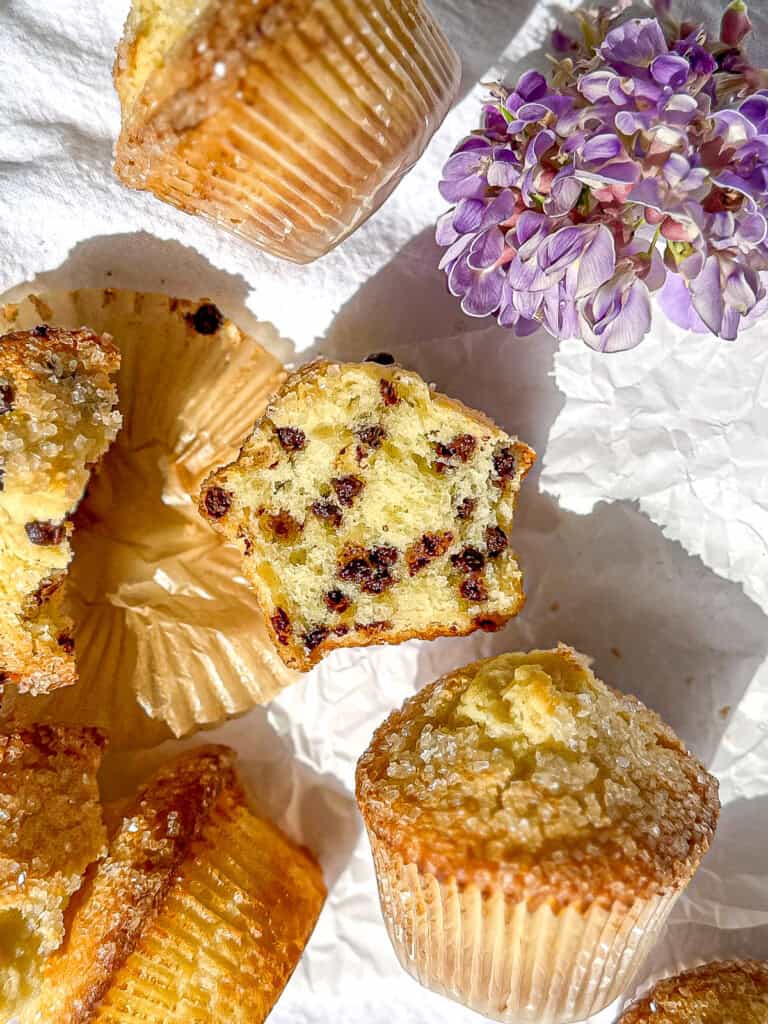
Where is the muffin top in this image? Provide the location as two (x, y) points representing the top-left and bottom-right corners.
(356, 645), (719, 907)
(619, 960), (768, 1023)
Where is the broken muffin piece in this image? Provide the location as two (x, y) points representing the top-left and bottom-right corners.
(0, 724), (107, 1020)
(0, 326), (121, 694)
(199, 360), (535, 670)
(21, 745), (326, 1024)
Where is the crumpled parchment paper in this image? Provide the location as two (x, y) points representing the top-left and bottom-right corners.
(1, 0), (767, 1021)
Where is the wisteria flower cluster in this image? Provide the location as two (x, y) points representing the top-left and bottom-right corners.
(436, 1), (768, 351)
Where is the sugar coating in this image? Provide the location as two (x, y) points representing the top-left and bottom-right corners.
(200, 360), (534, 670)
(619, 960), (768, 1023)
(0, 725), (106, 1017)
(356, 645), (719, 905)
(0, 326), (121, 694)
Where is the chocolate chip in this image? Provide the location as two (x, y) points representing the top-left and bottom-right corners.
(311, 500), (343, 528)
(276, 426), (306, 452)
(485, 526), (508, 557)
(57, 634), (75, 653)
(475, 615), (505, 632)
(456, 497), (476, 520)
(303, 626), (329, 652)
(379, 378), (399, 406)
(406, 531), (453, 575)
(0, 383), (14, 416)
(325, 589), (350, 613)
(365, 352), (395, 365)
(355, 619), (392, 634)
(0, 467), (4, 492)
(188, 303), (224, 335)
(25, 520), (65, 546)
(370, 546), (398, 568)
(451, 547), (485, 573)
(265, 510), (302, 541)
(237, 527), (253, 556)
(493, 446), (517, 481)
(32, 324), (50, 338)
(356, 425), (386, 450)
(332, 475), (364, 507)
(435, 434), (477, 463)
(333, 624), (350, 637)
(460, 577), (488, 602)
(338, 545), (398, 594)
(204, 486), (232, 519)
(271, 608), (292, 645)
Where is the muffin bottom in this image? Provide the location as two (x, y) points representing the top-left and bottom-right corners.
(372, 844), (680, 1024)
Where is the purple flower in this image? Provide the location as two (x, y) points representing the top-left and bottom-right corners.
(435, 2), (768, 351)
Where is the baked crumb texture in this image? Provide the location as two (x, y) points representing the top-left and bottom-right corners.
(113, 0), (460, 262)
(356, 645), (720, 1024)
(0, 724), (107, 1020)
(200, 360), (535, 671)
(21, 745), (326, 1024)
(619, 960), (768, 1023)
(0, 326), (121, 695)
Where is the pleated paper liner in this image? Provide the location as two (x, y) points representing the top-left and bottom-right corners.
(0, 289), (295, 748)
(371, 844), (681, 1024)
(115, 0), (461, 262)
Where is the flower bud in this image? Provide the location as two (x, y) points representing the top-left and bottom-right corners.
(721, 1), (752, 46)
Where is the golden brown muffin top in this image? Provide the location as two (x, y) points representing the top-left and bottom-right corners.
(0, 724), (107, 903)
(619, 960), (768, 1023)
(356, 645), (719, 908)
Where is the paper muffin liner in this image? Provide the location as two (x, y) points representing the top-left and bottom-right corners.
(0, 288), (295, 748)
(116, 0), (460, 263)
(369, 841), (682, 1024)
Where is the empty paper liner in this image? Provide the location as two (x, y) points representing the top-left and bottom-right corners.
(0, 289), (295, 747)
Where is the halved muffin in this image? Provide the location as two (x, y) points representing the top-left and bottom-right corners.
(113, 0), (460, 262)
(0, 326), (121, 694)
(199, 359), (535, 671)
(21, 745), (326, 1023)
(619, 960), (768, 1022)
(0, 724), (107, 1019)
(356, 645), (720, 1024)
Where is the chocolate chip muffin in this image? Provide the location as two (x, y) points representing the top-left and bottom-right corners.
(356, 645), (720, 1024)
(619, 960), (768, 1023)
(0, 326), (121, 695)
(0, 724), (107, 1020)
(20, 745), (326, 1024)
(113, 0), (460, 262)
(199, 359), (535, 671)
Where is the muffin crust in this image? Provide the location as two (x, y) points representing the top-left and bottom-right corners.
(356, 645), (720, 909)
(619, 960), (768, 1023)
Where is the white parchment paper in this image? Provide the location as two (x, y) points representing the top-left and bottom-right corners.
(1, 0), (767, 1021)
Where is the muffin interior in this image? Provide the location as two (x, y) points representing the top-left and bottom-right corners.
(201, 361), (533, 668)
(357, 646), (719, 898)
(0, 327), (121, 693)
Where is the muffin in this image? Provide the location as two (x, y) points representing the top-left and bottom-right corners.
(0, 325), (121, 695)
(619, 960), (768, 1022)
(22, 745), (326, 1023)
(199, 359), (535, 671)
(356, 645), (720, 1024)
(0, 289), (294, 747)
(113, 0), (461, 263)
(0, 724), (106, 1019)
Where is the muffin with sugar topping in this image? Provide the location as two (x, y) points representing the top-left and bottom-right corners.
(0, 325), (121, 695)
(356, 645), (720, 1024)
(0, 724), (106, 1020)
(618, 960), (768, 1023)
(199, 359), (535, 671)
(21, 745), (326, 1024)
